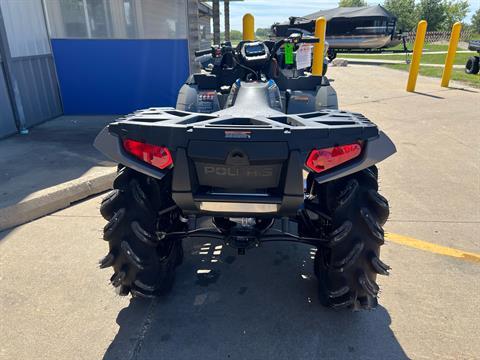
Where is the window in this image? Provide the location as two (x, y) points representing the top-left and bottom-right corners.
(123, 0), (136, 38)
(56, 0), (87, 37)
(44, 0), (187, 39)
(86, 0), (110, 37)
(0, 0), (50, 57)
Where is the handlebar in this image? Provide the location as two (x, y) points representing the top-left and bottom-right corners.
(195, 48), (212, 57)
(196, 34), (320, 59)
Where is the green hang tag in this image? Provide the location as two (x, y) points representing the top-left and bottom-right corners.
(284, 43), (294, 65)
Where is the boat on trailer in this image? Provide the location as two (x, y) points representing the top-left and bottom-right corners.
(271, 5), (405, 59)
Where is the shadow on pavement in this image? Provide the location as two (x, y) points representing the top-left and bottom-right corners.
(0, 228), (13, 243)
(447, 86), (478, 93)
(104, 240), (408, 360)
(0, 115), (116, 208)
(412, 91), (444, 99)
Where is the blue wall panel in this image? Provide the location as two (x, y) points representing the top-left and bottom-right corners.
(51, 39), (189, 115)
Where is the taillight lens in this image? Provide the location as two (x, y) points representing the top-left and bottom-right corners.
(305, 143), (362, 173)
(123, 139), (173, 170)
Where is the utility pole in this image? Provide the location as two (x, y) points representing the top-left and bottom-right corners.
(224, 0), (230, 42)
(212, 0), (220, 44)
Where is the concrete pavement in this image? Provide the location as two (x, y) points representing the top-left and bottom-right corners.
(1, 66), (479, 359)
(1, 196), (478, 360)
(343, 51), (474, 56)
(343, 58), (464, 68)
(0, 116), (117, 230)
(328, 65), (479, 253)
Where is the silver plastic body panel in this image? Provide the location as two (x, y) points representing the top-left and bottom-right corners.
(317, 84), (339, 110)
(176, 79), (339, 115)
(176, 83), (200, 112)
(286, 85), (338, 114)
(313, 131), (396, 184)
(216, 82), (284, 117)
(176, 83), (222, 113)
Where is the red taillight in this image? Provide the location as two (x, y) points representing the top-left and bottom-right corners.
(305, 143), (362, 173)
(123, 139), (173, 170)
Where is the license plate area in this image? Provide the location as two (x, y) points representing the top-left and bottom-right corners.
(188, 140), (289, 192)
(195, 163), (283, 190)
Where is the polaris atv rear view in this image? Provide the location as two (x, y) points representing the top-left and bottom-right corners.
(94, 31), (396, 311)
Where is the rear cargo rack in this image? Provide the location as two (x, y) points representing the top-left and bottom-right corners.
(107, 107), (380, 162)
(112, 107), (377, 129)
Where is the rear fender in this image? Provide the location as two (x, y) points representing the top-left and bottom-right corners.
(286, 84), (338, 114)
(312, 131), (396, 185)
(315, 84), (338, 110)
(94, 127), (168, 180)
(176, 83), (221, 113)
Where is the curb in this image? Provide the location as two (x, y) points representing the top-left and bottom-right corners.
(0, 168), (116, 231)
(344, 58), (464, 68)
(345, 58), (406, 65)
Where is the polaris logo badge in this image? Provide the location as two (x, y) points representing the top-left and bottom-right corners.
(225, 130), (251, 139)
(204, 166), (273, 177)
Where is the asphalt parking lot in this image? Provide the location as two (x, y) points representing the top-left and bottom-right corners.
(1, 66), (479, 360)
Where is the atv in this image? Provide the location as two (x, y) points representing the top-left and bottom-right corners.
(94, 33), (396, 310)
(465, 40), (480, 75)
(179, 35), (336, 114)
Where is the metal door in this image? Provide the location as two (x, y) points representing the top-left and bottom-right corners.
(0, 41), (16, 138)
(0, 0), (62, 133)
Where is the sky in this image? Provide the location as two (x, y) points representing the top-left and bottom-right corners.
(219, 0), (480, 30)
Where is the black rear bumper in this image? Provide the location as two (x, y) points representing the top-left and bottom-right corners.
(171, 147), (304, 216)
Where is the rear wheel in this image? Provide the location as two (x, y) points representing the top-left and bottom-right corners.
(300, 166), (390, 310)
(465, 56), (479, 74)
(327, 49), (337, 62)
(99, 167), (186, 298)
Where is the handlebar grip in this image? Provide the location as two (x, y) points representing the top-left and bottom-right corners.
(195, 48), (212, 57)
(301, 38), (320, 44)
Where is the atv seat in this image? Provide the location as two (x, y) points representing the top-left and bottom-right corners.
(192, 73), (218, 90)
(274, 73), (323, 91)
(190, 67), (241, 91)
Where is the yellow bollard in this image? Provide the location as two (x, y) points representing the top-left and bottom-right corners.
(441, 22), (462, 87)
(243, 13), (255, 41)
(312, 17), (327, 76)
(406, 20), (427, 92)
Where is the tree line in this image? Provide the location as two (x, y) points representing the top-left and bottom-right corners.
(338, 0), (479, 32)
(239, 0), (480, 38)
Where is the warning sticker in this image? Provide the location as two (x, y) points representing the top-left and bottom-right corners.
(296, 44), (312, 70)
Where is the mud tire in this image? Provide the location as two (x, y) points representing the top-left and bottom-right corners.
(302, 166), (390, 310)
(465, 56), (479, 75)
(99, 167), (185, 298)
